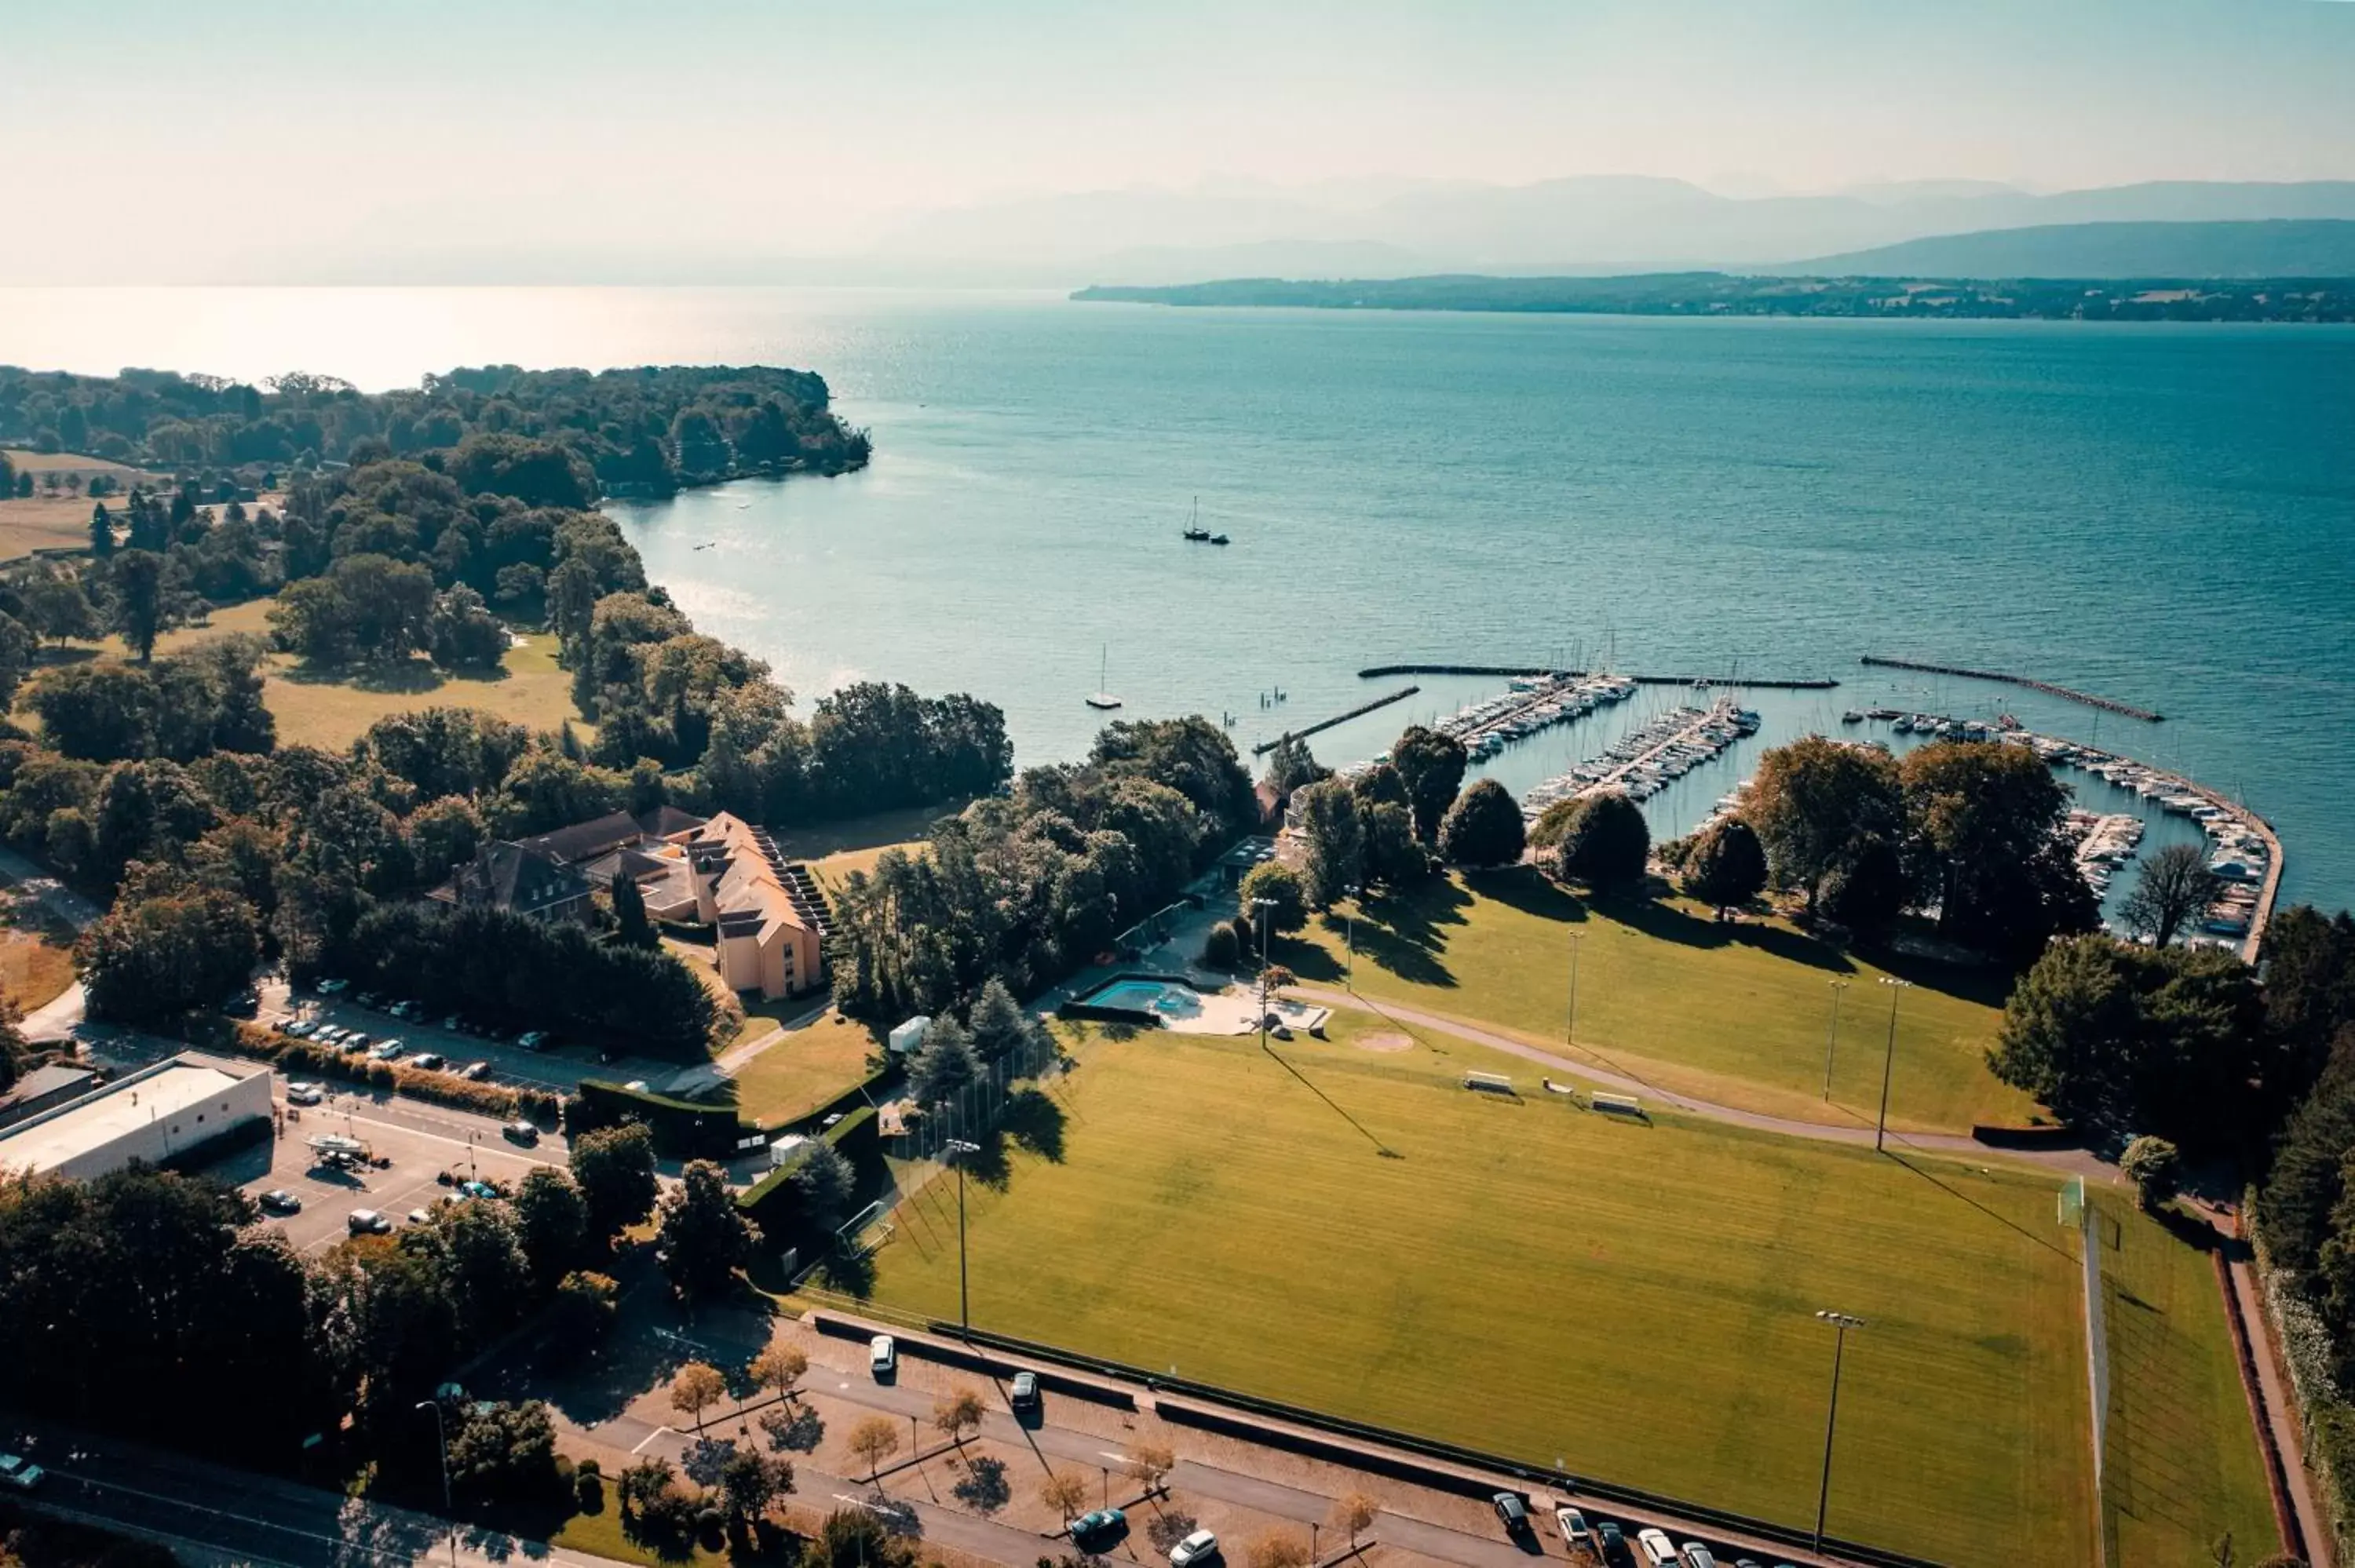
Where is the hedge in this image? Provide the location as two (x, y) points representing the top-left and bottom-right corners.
(219, 1023), (560, 1121)
(737, 1104), (885, 1251)
(566, 1078), (749, 1159)
(769, 1065), (900, 1136)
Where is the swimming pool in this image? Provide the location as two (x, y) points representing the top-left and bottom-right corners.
(1083, 979), (1203, 1018)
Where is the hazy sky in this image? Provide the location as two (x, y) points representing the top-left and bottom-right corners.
(6, 0), (2353, 281)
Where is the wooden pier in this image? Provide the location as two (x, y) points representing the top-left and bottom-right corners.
(1860, 655), (2163, 722)
(1357, 663), (1837, 690)
(1251, 684), (1420, 757)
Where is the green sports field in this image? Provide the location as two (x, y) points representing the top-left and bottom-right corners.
(863, 1021), (2270, 1568)
(1279, 868), (2039, 1135)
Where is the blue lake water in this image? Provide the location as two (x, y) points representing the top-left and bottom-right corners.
(5, 287), (2350, 906)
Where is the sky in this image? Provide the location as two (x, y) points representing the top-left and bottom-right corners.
(5, 0), (2353, 282)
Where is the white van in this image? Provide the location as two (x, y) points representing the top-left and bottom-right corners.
(1636, 1529), (1678, 1567)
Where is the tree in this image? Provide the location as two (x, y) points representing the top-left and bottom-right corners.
(1294, 779), (1364, 907)
(1200, 921), (1240, 969)
(1988, 935), (2268, 1149)
(1328, 1491), (1380, 1550)
(1248, 1532), (1311, 1568)
(79, 884), (260, 1023)
(618, 1456), (677, 1516)
(820, 1508), (907, 1568)
(1820, 837), (1911, 939)
(426, 583), (507, 670)
(1123, 1440), (1174, 1494)
(910, 1016), (983, 1107)
(20, 567), (100, 647)
(1746, 738), (1902, 906)
(512, 1166), (589, 1285)
(748, 1342), (809, 1404)
(1038, 1468), (1090, 1522)
(610, 871), (658, 949)
(932, 1387), (986, 1447)
(1237, 860), (1306, 938)
(848, 1414), (902, 1480)
(444, 1399), (560, 1505)
(1543, 791), (1651, 892)
(1389, 727), (1467, 844)
(89, 500), (115, 556)
(966, 977), (1038, 1066)
(571, 1121), (659, 1241)
(105, 549), (172, 662)
(2120, 1136), (2183, 1211)
(670, 1362), (729, 1430)
(1436, 778), (1525, 868)
(790, 1142), (858, 1231)
(2122, 842), (2224, 949)
(1901, 741), (2094, 961)
(546, 1269), (619, 1357)
(656, 1160), (761, 1300)
(1360, 798), (1425, 886)
(719, 1446), (794, 1525)
(1265, 734), (1325, 798)
(1679, 817), (1768, 909)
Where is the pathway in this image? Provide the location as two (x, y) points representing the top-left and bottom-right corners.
(1291, 984), (2112, 1178)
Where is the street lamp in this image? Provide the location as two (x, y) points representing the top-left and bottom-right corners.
(1252, 895), (1278, 1053)
(1564, 930), (1584, 1047)
(1812, 1311), (1865, 1554)
(1875, 977), (1911, 1152)
(1820, 978), (1850, 1100)
(414, 1398), (458, 1568)
(1342, 886), (1361, 986)
(945, 1137), (981, 1338)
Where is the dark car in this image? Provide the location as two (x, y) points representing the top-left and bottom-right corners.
(1492, 1493), (1530, 1534)
(1010, 1370), (1040, 1413)
(1070, 1509), (1126, 1548)
(1594, 1522), (1627, 1566)
(223, 989), (260, 1017)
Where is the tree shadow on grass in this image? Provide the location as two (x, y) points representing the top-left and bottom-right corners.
(1462, 865), (1588, 924)
(1000, 1086), (1067, 1163)
(1305, 876), (1474, 990)
(1605, 891), (1862, 975)
(279, 655), (515, 692)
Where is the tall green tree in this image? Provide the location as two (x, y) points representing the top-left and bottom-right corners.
(571, 1121), (659, 1242)
(1679, 817), (1768, 908)
(1745, 737), (1902, 906)
(2120, 842), (2223, 948)
(1389, 727), (1467, 844)
(610, 871), (658, 949)
(1541, 791), (1650, 892)
(655, 1160), (761, 1300)
(1901, 741), (2094, 960)
(1436, 778), (1525, 868)
(105, 548), (173, 662)
(1295, 779), (1366, 906)
(1238, 859), (1307, 937)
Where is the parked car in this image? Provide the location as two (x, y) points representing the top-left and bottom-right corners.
(517, 1030), (550, 1051)
(281, 1018), (316, 1037)
(340, 1034), (371, 1052)
(1594, 1522), (1626, 1566)
(407, 1208), (434, 1226)
(315, 977), (349, 995)
(458, 1180), (499, 1201)
(1637, 1529), (1678, 1567)
(389, 1001), (419, 1020)
(284, 1081), (324, 1106)
(1070, 1509), (1126, 1548)
(1492, 1493), (1530, 1534)
(460, 1060), (491, 1081)
(869, 1334), (896, 1377)
(502, 1120), (540, 1145)
(0, 1454), (42, 1491)
(257, 1189), (303, 1214)
(1168, 1529), (1218, 1566)
(1554, 1506), (1591, 1550)
(311, 1025), (344, 1044)
(444, 1014), (466, 1032)
(369, 1039), (405, 1061)
(355, 991), (380, 1009)
(223, 990), (260, 1016)
(407, 1052), (445, 1071)
(347, 1209), (392, 1235)
(1010, 1369), (1040, 1412)
(1679, 1545), (1717, 1568)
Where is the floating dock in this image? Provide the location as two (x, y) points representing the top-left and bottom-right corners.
(1860, 655), (2163, 722)
(1359, 663), (1838, 690)
(1251, 684), (1419, 756)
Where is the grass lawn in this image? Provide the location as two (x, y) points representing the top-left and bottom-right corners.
(864, 1021), (2111, 1568)
(2094, 1192), (2283, 1563)
(761, 800), (965, 866)
(727, 1007), (883, 1125)
(0, 881), (77, 1012)
(53, 595), (585, 750)
(1275, 867), (2037, 1136)
(0, 494), (108, 560)
(550, 1502), (732, 1568)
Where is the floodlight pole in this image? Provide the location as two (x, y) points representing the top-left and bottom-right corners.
(1821, 978), (1849, 1100)
(1813, 1311), (1864, 1553)
(946, 1138), (980, 1337)
(1564, 931), (1583, 1047)
(415, 1398), (458, 1568)
(1342, 885), (1360, 988)
(1253, 895), (1277, 1054)
(1875, 978), (1911, 1152)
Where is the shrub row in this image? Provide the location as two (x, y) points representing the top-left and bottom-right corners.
(224, 1023), (560, 1121)
(564, 1078), (747, 1159)
(738, 1103), (884, 1248)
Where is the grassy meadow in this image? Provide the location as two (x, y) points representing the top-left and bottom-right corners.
(726, 1007), (884, 1125)
(1276, 867), (2037, 1135)
(866, 1020), (2106, 1566)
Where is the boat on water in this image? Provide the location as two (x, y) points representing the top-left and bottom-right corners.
(1181, 498), (1212, 542)
(1208, 532), (1229, 545)
(1840, 709), (1864, 724)
(1085, 645), (1123, 710)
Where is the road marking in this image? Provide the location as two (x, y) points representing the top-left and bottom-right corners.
(630, 1424), (677, 1455)
(51, 1471), (399, 1559)
(1099, 1450), (1131, 1464)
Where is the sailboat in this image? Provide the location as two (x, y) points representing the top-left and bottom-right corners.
(1085, 644), (1123, 710)
(1181, 496), (1210, 542)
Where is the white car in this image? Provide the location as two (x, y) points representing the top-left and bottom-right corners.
(869, 1334), (896, 1377)
(1680, 1546), (1718, 1568)
(0, 1453), (41, 1491)
(285, 1081), (324, 1106)
(1637, 1528), (1678, 1567)
(1554, 1506), (1590, 1549)
(1169, 1529), (1218, 1566)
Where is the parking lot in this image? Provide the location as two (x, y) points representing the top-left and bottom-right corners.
(197, 1074), (566, 1253)
(259, 978), (700, 1098)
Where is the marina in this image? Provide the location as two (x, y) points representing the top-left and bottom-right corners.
(1860, 655), (2164, 723)
(1249, 684), (1421, 757)
(1519, 698), (1761, 820)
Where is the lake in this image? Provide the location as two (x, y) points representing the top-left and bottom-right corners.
(5, 286), (2351, 907)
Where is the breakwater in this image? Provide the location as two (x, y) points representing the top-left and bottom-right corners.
(1358, 663), (1837, 690)
(1250, 684), (1420, 757)
(1860, 655), (2163, 722)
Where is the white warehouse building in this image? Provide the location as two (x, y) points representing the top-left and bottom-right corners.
(0, 1053), (275, 1180)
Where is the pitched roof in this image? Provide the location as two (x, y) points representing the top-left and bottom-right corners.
(517, 805), (708, 867)
(446, 841), (591, 917)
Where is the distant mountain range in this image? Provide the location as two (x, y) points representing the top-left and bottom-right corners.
(1774, 219), (2355, 279)
(881, 177), (2355, 284)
